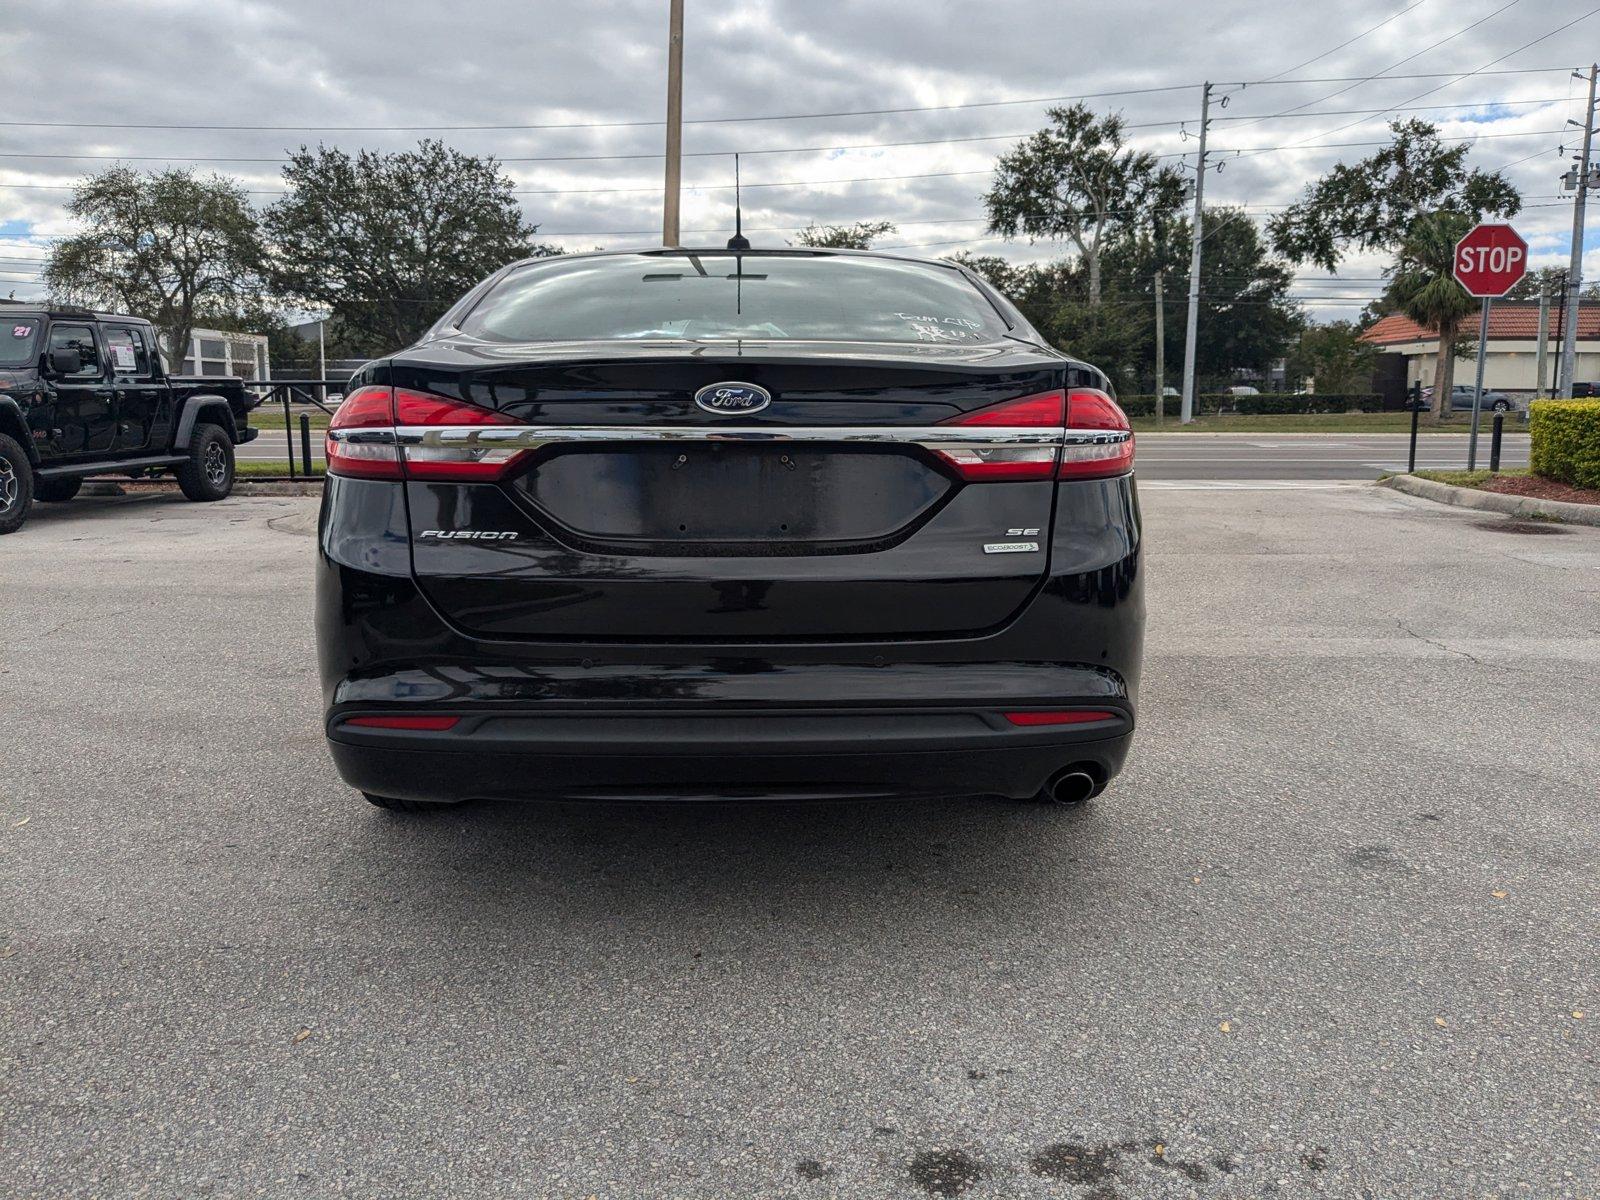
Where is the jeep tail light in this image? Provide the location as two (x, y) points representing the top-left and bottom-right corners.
(1059, 388), (1135, 480)
(935, 390), (1064, 481)
(325, 386), (526, 481)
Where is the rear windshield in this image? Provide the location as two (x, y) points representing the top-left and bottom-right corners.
(456, 253), (1012, 345)
(2, 318), (39, 367)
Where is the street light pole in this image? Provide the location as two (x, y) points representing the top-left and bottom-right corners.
(661, 0), (685, 247)
(1179, 82), (1212, 425)
(1154, 270), (1165, 425)
(1558, 62), (1597, 399)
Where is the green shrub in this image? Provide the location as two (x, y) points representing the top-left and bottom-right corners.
(1226, 393), (1383, 414)
(1117, 393), (1382, 416)
(1529, 400), (1600, 490)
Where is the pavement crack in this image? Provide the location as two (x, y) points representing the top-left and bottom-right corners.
(1396, 621), (1482, 665)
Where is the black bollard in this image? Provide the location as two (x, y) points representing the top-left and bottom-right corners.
(1408, 400), (1421, 473)
(300, 412), (315, 480)
(1489, 411), (1503, 473)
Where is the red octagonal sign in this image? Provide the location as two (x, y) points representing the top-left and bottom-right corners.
(1453, 223), (1528, 298)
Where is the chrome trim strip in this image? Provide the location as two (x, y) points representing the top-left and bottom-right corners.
(324, 424), (1131, 449)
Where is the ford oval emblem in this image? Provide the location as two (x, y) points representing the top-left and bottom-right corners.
(694, 382), (771, 415)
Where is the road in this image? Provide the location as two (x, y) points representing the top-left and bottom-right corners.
(3, 488), (1595, 1199)
(239, 429), (1533, 483)
(1134, 433), (1530, 483)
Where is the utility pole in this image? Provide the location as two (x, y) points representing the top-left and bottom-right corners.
(1535, 275), (1550, 399)
(1558, 62), (1597, 398)
(1154, 271), (1165, 424)
(1551, 270), (1569, 395)
(661, 0), (685, 247)
(1179, 82), (1213, 425)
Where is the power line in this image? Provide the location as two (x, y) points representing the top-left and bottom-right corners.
(1237, 5), (1600, 158)
(1224, 0), (1524, 133)
(1, 95), (1573, 169)
(1254, 0), (1429, 83)
(1211, 95), (1569, 124)
(0, 125), (1571, 200)
(0, 84), (1208, 134)
(0, 67), (1578, 134)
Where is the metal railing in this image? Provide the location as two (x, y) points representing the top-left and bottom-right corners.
(242, 379), (343, 479)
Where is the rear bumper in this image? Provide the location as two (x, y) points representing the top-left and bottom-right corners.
(315, 473), (1145, 804)
(326, 708), (1133, 802)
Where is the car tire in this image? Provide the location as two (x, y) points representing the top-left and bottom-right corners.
(0, 432), (34, 535)
(175, 423), (235, 502)
(34, 477), (82, 503)
(362, 791), (463, 813)
(1491, 399), (1510, 412)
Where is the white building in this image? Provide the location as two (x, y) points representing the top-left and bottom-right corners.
(171, 328), (271, 380)
(1361, 302), (1599, 395)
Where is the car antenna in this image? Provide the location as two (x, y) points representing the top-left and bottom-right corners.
(726, 153), (751, 251)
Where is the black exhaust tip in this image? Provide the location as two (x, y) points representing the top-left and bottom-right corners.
(1045, 768), (1098, 806)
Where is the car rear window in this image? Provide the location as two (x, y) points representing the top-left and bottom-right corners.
(456, 253), (1012, 345)
(2, 317), (38, 367)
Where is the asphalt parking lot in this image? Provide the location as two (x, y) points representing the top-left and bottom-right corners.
(3, 486), (1596, 1199)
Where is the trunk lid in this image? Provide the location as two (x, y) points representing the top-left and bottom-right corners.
(398, 339), (1065, 641)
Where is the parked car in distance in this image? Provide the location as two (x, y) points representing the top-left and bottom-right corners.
(0, 306), (259, 534)
(1227, 385), (1260, 396)
(316, 247), (1144, 813)
(1568, 382), (1600, 398)
(1422, 384), (1520, 412)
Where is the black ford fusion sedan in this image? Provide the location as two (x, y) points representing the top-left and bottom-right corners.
(316, 248), (1143, 812)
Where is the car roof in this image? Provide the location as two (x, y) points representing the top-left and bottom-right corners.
(499, 245), (963, 271)
(0, 302), (152, 324)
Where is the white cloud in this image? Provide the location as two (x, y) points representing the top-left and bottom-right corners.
(0, 0), (1593, 321)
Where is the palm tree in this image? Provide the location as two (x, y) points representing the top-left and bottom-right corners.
(1387, 212), (1475, 418)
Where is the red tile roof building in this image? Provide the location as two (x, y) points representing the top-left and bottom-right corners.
(1360, 301), (1600, 393)
(1361, 302), (1600, 345)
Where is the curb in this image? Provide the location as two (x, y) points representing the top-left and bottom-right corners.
(86, 480), (324, 497)
(1379, 474), (1600, 527)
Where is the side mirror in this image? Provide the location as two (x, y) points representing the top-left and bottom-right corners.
(49, 348), (82, 375)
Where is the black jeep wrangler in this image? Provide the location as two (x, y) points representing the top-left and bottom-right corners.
(0, 306), (260, 534)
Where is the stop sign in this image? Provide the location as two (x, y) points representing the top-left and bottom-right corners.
(1453, 223), (1528, 297)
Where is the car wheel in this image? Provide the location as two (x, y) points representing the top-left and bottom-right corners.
(1491, 399), (1510, 412)
(362, 791), (464, 813)
(0, 432), (34, 535)
(175, 423), (235, 501)
(34, 477), (82, 503)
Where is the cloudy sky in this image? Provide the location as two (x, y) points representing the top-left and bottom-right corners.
(2, 0), (1596, 321)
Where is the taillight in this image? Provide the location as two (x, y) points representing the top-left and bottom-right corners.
(934, 389), (1064, 481)
(392, 389), (524, 481)
(325, 386), (525, 482)
(325, 385), (401, 479)
(1060, 388), (1134, 480)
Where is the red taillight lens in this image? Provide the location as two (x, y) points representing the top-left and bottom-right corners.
(392, 389), (524, 481)
(325, 386), (526, 482)
(326, 385), (401, 479)
(935, 389), (1064, 480)
(1060, 388), (1134, 480)
(1003, 710), (1118, 726)
(342, 715), (460, 731)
